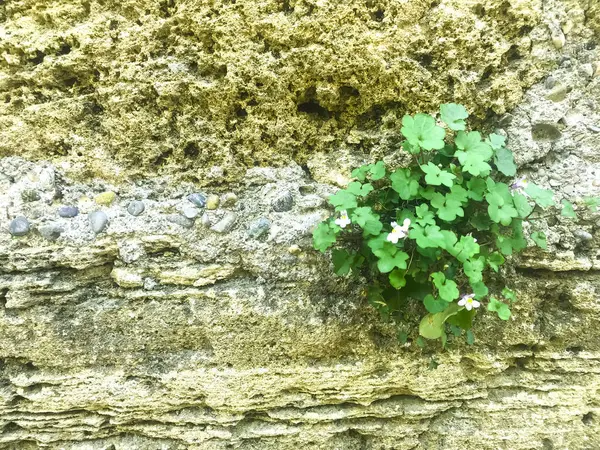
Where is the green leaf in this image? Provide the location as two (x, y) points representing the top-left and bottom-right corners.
(401, 113), (446, 150)
(502, 287), (517, 302)
(390, 168), (420, 200)
(419, 303), (461, 340)
(431, 192), (465, 222)
(351, 164), (370, 181)
(486, 133), (506, 150)
(488, 202), (518, 226)
(373, 245), (409, 273)
(389, 269), (407, 289)
(440, 103), (468, 131)
(466, 330), (475, 345)
(488, 296), (511, 320)
(410, 224), (446, 249)
(402, 141), (421, 155)
(494, 146), (517, 176)
(487, 252), (505, 272)
(446, 308), (476, 330)
(415, 204), (436, 227)
(464, 257), (485, 284)
(525, 183), (555, 209)
(561, 199), (577, 219)
(421, 162), (456, 187)
(313, 222), (337, 252)
(370, 161), (386, 180)
(449, 235), (480, 263)
(583, 197), (600, 212)
(329, 190), (358, 211)
(531, 231), (547, 250)
(455, 131), (493, 176)
(346, 181), (374, 197)
(431, 272), (459, 302)
(471, 281), (488, 299)
(351, 207), (383, 236)
(513, 193), (533, 218)
(332, 249), (352, 276)
(423, 294), (447, 313)
(467, 178), (487, 201)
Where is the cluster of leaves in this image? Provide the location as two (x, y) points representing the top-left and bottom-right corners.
(313, 104), (595, 345)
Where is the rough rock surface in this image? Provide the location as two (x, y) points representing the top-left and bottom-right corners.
(1, 0), (600, 449)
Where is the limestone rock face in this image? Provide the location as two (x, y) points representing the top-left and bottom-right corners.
(1, 0), (600, 449)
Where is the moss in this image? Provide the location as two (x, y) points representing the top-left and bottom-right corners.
(0, 0), (564, 184)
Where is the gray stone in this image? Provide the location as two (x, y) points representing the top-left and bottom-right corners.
(21, 189), (40, 203)
(573, 229), (593, 241)
(544, 76), (556, 89)
(182, 205), (199, 219)
(546, 84), (568, 102)
(187, 193), (206, 208)
(247, 217), (271, 239)
(272, 192), (294, 212)
(201, 213), (211, 227)
(221, 192), (238, 207)
(167, 214), (195, 229)
(127, 200), (146, 216)
(58, 205), (79, 218)
(211, 212), (237, 233)
(89, 211), (109, 234)
(9, 216), (30, 236)
(38, 223), (64, 241)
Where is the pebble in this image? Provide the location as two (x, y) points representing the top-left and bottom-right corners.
(573, 229), (593, 241)
(182, 205), (199, 219)
(89, 211), (109, 233)
(221, 192), (238, 207)
(551, 28), (565, 49)
(272, 192), (294, 212)
(9, 217), (30, 236)
(38, 223), (63, 241)
(587, 124), (600, 133)
(58, 205), (79, 218)
(187, 193), (206, 208)
(206, 195), (220, 210)
(21, 189), (40, 203)
(544, 76), (556, 89)
(167, 214), (195, 229)
(127, 200), (145, 216)
(288, 244), (301, 255)
(201, 213), (211, 227)
(247, 217), (271, 239)
(211, 212), (237, 233)
(579, 63), (594, 78)
(38, 167), (55, 190)
(546, 84), (568, 102)
(95, 191), (116, 206)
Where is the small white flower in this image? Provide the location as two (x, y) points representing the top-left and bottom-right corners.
(335, 210), (351, 228)
(458, 293), (480, 311)
(386, 218), (411, 244)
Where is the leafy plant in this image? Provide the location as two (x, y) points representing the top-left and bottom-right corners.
(313, 104), (596, 346)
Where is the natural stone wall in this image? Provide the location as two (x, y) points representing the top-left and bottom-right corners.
(1, 0), (600, 449)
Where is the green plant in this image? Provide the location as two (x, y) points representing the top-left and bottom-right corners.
(313, 104), (596, 345)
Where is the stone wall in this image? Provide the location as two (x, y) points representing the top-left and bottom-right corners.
(1, 0), (600, 449)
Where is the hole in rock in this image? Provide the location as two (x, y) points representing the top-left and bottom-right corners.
(297, 100), (330, 119)
(372, 9), (384, 21)
(183, 142), (199, 158)
(582, 412), (594, 425)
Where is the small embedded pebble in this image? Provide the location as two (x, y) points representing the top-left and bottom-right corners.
(288, 244), (301, 255)
(89, 211), (109, 234)
(127, 200), (145, 216)
(551, 28), (565, 49)
(272, 192), (294, 212)
(187, 193), (206, 208)
(21, 189), (40, 203)
(206, 195), (220, 210)
(9, 217), (30, 237)
(201, 213), (211, 227)
(167, 214), (195, 229)
(573, 230), (593, 241)
(182, 205), (199, 219)
(544, 76), (556, 89)
(95, 191), (116, 206)
(546, 84), (568, 102)
(58, 205), (79, 218)
(221, 192), (238, 207)
(580, 63), (594, 78)
(247, 217), (271, 239)
(38, 223), (63, 241)
(211, 212), (237, 233)
(587, 124), (600, 133)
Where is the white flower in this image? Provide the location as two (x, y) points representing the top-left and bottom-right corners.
(458, 293), (480, 311)
(335, 210), (351, 228)
(386, 218), (411, 244)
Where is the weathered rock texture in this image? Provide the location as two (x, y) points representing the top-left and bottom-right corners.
(1, 0), (600, 449)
